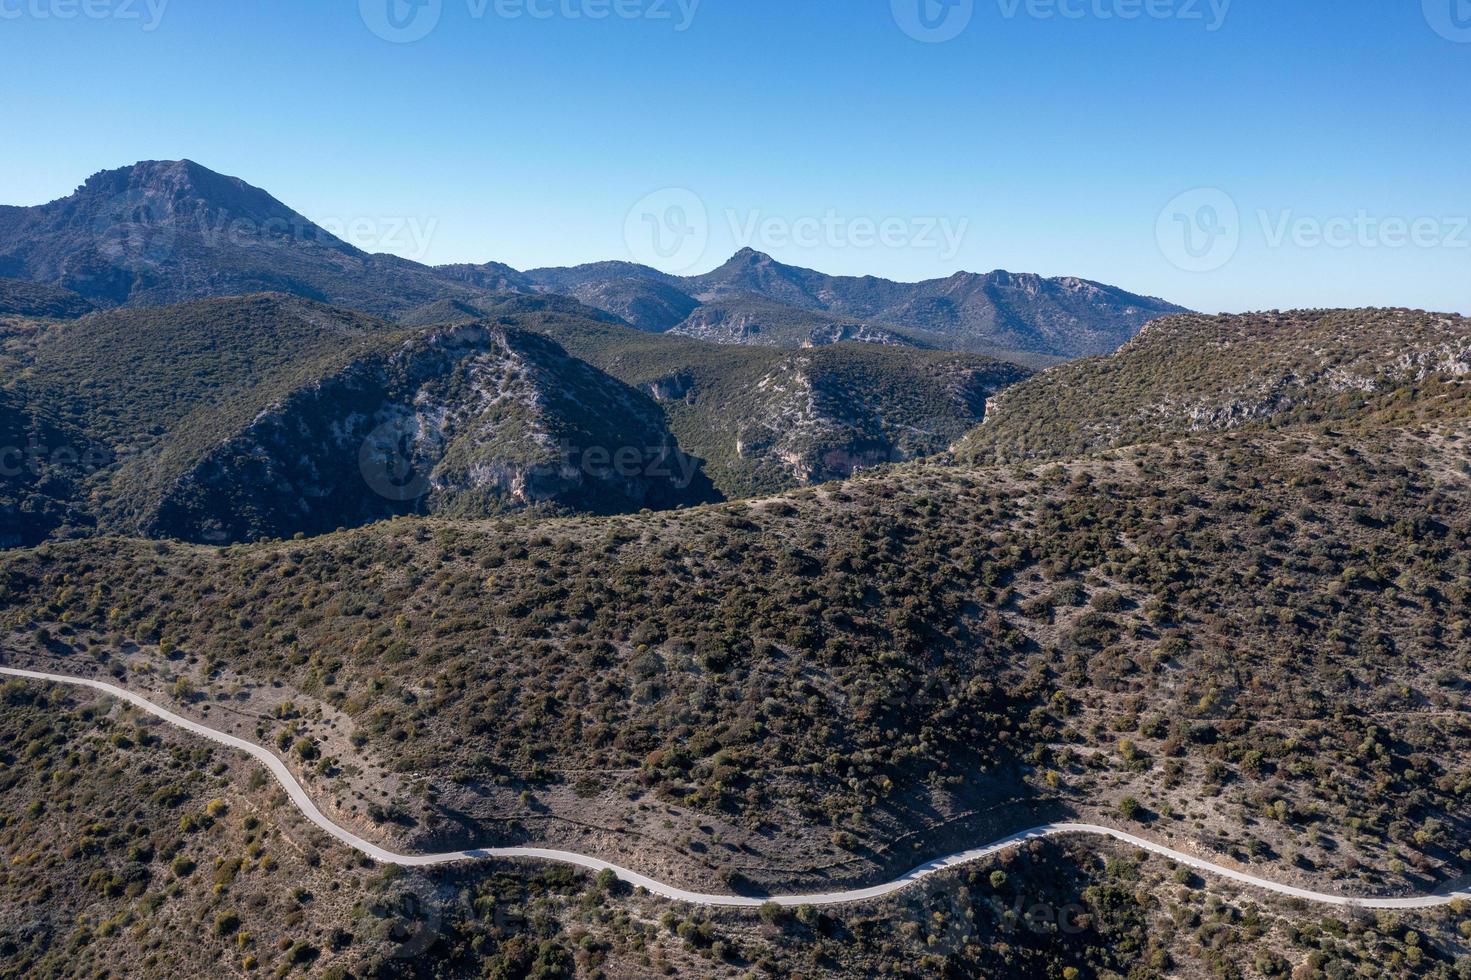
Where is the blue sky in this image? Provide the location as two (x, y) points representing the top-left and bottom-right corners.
(1, 0), (1468, 313)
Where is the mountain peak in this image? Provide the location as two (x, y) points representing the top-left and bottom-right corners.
(79, 159), (229, 197)
(728, 247), (776, 265)
(0, 159), (489, 313)
(52, 159), (322, 253)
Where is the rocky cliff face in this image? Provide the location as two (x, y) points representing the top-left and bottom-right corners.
(732, 348), (1029, 485)
(958, 308), (1471, 463)
(139, 323), (719, 543)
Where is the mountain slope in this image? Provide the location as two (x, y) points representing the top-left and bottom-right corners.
(0, 162), (1185, 359)
(667, 292), (928, 349)
(0, 390), (97, 547)
(532, 249), (1185, 359)
(523, 262), (699, 332)
(473, 302), (1031, 495)
(4, 380), (1467, 903)
(682, 248), (1186, 358)
(9, 293), (399, 458)
(1, 295), (717, 543)
(957, 308), (1471, 463)
(132, 322), (719, 543)
(0, 277), (94, 318)
(0, 161), (501, 316)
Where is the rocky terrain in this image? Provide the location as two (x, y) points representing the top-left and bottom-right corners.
(4, 159), (1468, 980)
(11, 678), (1462, 980)
(3, 308), (1468, 906)
(666, 293), (924, 350)
(958, 308), (1471, 463)
(506, 304), (1031, 495)
(0, 161), (504, 316)
(520, 248), (1184, 361)
(0, 295), (718, 544)
(678, 248), (1187, 358)
(137, 322), (719, 543)
(0, 162), (1183, 362)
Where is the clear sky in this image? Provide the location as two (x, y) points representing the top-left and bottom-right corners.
(1, 0), (1468, 313)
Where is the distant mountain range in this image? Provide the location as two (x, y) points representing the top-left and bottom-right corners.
(0, 160), (1185, 360)
(0, 159), (1191, 544)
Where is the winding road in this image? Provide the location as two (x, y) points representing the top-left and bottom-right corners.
(3, 665), (1466, 911)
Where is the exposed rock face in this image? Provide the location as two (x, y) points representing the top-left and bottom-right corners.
(642, 372), (697, 404)
(959, 308), (1471, 463)
(0, 161), (503, 315)
(141, 324), (719, 543)
(668, 294), (922, 349)
(733, 350), (1029, 484)
(803, 322), (916, 348)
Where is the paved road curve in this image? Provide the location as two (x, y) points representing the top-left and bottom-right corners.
(3, 666), (1467, 911)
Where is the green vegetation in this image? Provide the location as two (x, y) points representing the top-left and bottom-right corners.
(0, 296), (718, 543)
(959, 308), (1471, 463)
(489, 301), (1031, 496)
(0, 277), (93, 319)
(4, 407), (1468, 904)
(2, 307), (1469, 978)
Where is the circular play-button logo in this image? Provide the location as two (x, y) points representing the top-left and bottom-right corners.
(360, 0), (442, 43)
(892, 0), (974, 43)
